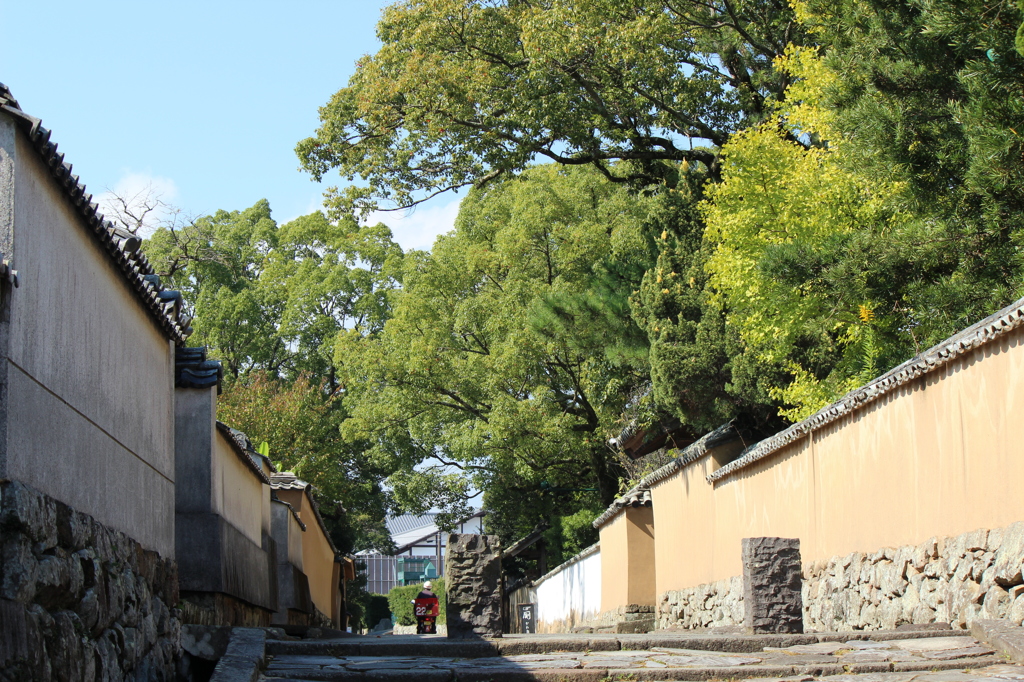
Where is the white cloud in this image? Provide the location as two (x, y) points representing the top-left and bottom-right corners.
(278, 193), (327, 228)
(96, 171), (180, 238)
(365, 196), (462, 252)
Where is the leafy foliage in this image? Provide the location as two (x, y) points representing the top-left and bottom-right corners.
(363, 593), (392, 630)
(143, 202), (403, 383)
(142, 202), (405, 552)
(298, 0), (806, 216)
(335, 165), (657, 538)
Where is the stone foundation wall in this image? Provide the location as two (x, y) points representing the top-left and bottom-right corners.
(657, 522), (1024, 632)
(572, 604), (657, 633)
(804, 522), (1024, 631)
(0, 481), (180, 681)
(657, 576), (743, 630)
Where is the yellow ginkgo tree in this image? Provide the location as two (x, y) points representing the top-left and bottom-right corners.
(702, 47), (909, 420)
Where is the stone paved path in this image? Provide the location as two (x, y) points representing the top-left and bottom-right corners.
(259, 632), (1021, 682)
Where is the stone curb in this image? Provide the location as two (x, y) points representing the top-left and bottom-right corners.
(210, 627), (267, 682)
(891, 655), (1005, 672)
(971, 619), (1024, 664)
(266, 627), (967, 659)
(262, 654), (1008, 682)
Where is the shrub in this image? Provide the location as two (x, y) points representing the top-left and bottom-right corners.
(365, 594), (391, 630)
(387, 578), (446, 626)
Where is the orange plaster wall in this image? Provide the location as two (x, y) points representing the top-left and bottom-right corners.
(599, 507), (656, 611)
(275, 488), (339, 626)
(651, 327), (1024, 597)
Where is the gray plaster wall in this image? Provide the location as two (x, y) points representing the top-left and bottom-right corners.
(177, 511), (275, 612)
(175, 388), (217, 515)
(0, 115), (175, 557)
(270, 500), (311, 623)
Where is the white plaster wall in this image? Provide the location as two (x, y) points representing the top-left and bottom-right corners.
(535, 548), (602, 632)
(212, 430), (264, 547)
(5, 127), (175, 556)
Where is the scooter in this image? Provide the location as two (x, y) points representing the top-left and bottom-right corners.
(413, 597), (439, 634)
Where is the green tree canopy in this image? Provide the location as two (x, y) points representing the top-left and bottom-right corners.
(143, 201), (404, 383)
(142, 201), (405, 551)
(335, 165), (657, 537)
(297, 0), (806, 217)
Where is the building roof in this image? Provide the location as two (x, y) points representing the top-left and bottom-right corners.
(503, 522), (549, 558)
(385, 512), (439, 537)
(270, 472), (340, 557)
(389, 509), (486, 553)
(215, 421), (271, 485)
(0, 84), (192, 344)
(709, 294), (1024, 483)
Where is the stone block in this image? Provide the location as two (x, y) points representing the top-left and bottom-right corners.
(971, 618), (1024, 664)
(742, 537), (803, 634)
(209, 627), (266, 682)
(445, 533), (502, 639)
(993, 522), (1024, 586)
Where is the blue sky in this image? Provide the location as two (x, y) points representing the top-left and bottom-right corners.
(0, 0), (461, 251)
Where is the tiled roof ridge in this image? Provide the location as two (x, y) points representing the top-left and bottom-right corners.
(0, 83), (191, 344)
(592, 486), (653, 529)
(710, 295), (1024, 483)
(641, 421), (739, 489)
(593, 421), (739, 529)
(532, 542), (600, 587)
(214, 421), (270, 485)
(270, 472), (340, 557)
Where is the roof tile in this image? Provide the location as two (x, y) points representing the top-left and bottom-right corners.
(0, 83), (191, 343)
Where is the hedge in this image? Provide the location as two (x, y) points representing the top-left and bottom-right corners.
(387, 578), (446, 626)
(365, 594), (391, 630)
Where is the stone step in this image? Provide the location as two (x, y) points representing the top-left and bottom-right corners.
(261, 655), (1010, 682)
(265, 627), (972, 660)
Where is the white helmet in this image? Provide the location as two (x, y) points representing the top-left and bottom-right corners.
(423, 581), (433, 589)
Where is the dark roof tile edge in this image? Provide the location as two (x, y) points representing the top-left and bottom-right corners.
(708, 296), (1024, 484)
(533, 543), (600, 587)
(639, 421), (739, 490)
(0, 84), (189, 344)
(592, 487), (652, 530)
(593, 421), (739, 529)
(214, 421), (271, 485)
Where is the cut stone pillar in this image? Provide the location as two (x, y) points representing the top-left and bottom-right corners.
(742, 536), (803, 633)
(444, 533), (503, 639)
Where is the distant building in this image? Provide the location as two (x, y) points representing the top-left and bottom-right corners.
(358, 510), (485, 594)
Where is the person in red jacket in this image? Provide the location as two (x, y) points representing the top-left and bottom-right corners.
(413, 581), (439, 634)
